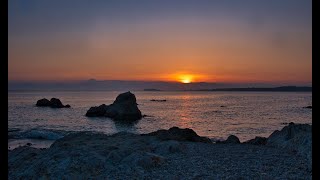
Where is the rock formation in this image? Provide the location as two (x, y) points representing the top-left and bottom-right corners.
(36, 98), (70, 108)
(216, 135), (240, 144)
(144, 127), (212, 143)
(266, 122), (312, 170)
(85, 91), (142, 121)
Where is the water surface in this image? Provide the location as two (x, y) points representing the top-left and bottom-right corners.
(8, 91), (312, 144)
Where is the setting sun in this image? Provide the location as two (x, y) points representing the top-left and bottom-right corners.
(178, 74), (193, 83)
(181, 79), (191, 83)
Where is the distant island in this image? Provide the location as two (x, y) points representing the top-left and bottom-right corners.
(194, 86), (311, 92)
(144, 89), (162, 91)
(8, 80), (311, 92)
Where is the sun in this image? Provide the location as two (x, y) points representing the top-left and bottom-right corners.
(181, 78), (191, 83)
(178, 74), (193, 83)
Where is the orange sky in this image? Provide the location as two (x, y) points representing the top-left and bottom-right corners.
(8, 1), (312, 84)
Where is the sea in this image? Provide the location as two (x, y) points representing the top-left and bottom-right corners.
(8, 90), (312, 149)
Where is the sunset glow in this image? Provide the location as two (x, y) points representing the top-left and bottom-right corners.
(8, 0), (311, 85)
(178, 75), (193, 83)
(181, 79), (191, 84)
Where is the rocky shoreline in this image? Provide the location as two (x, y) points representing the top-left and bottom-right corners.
(8, 123), (311, 179)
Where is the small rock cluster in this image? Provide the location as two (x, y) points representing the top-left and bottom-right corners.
(36, 98), (70, 108)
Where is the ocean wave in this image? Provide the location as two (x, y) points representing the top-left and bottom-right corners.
(9, 128), (70, 140)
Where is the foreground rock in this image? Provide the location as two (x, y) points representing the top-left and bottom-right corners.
(36, 98), (70, 108)
(244, 136), (267, 145)
(144, 127), (212, 143)
(9, 125), (311, 179)
(85, 91), (142, 121)
(216, 135), (240, 144)
(266, 122), (312, 170)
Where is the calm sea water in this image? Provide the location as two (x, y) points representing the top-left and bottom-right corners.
(8, 91), (312, 143)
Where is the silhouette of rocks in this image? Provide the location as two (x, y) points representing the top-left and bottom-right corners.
(216, 135), (240, 144)
(50, 98), (65, 108)
(244, 137), (267, 145)
(150, 99), (167, 102)
(85, 91), (142, 121)
(144, 127), (212, 143)
(36, 98), (51, 106)
(304, 106), (312, 109)
(36, 98), (70, 108)
(86, 104), (108, 117)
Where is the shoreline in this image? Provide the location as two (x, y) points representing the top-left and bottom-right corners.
(8, 123), (311, 179)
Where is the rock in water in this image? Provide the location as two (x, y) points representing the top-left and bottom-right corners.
(36, 98), (51, 106)
(86, 104), (108, 117)
(50, 98), (64, 108)
(36, 98), (71, 108)
(85, 91), (142, 122)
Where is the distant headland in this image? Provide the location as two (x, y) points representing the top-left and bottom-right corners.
(8, 80), (311, 92)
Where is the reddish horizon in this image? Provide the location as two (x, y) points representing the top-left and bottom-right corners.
(9, 1), (311, 85)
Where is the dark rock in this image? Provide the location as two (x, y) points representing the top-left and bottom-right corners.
(144, 127), (212, 143)
(26, 143), (32, 146)
(85, 104), (108, 117)
(121, 152), (166, 169)
(36, 98), (70, 108)
(216, 135), (240, 144)
(50, 98), (65, 108)
(244, 137), (267, 145)
(150, 99), (167, 102)
(153, 140), (185, 154)
(85, 91), (142, 122)
(220, 105), (226, 107)
(36, 98), (51, 106)
(266, 122), (311, 170)
(303, 106), (312, 109)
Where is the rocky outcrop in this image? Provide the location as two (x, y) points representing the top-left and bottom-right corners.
(85, 91), (142, 121)
(243, 137), (267, 145)
(8, 126), (312, 179)
(216, 135), (240, 144)
(266, 122), (312, 170)
(36, 98), (51, 106)
(86, 104), (108, 117)
(36, 98), (71, 108)
(144, 127), (212, 143)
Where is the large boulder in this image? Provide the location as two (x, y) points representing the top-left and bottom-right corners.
(243, 136), (267, 145)
(266, 122), (312, 170)
(36, 98), (51, 106)
(85, 91), (142, 122)
(86, 104), (108, 117)
(50, 98), (65, 108)
(216, 135), (240, 144)
(36, 98), (70, 108)
(144, 127), (212, 143)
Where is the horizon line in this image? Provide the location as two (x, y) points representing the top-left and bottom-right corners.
(8, 79), (312, 85)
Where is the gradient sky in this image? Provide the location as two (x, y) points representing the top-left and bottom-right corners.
(8, 0), (312, 84)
